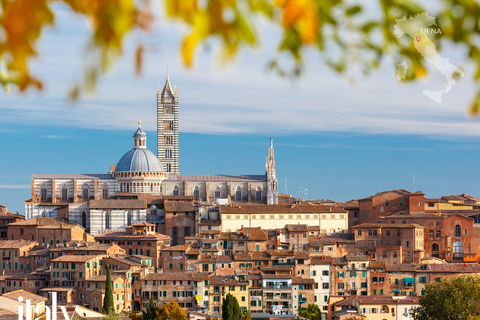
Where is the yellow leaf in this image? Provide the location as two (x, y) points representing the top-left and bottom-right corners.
(181, 33), (199, 67)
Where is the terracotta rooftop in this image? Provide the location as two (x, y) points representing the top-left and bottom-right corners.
(385, 264), (416, 272)
(369, 261), (387, 269)
(219, 204), (347, 214)
(418, 263), (480, 273)
(199, 255), (233, 263)
(8, 217), (78, 228)
(106, 256), (141, 266)
(234, 252), (270, 261)
(219, 227), (268, 241)
(0, 240), (37, 249)
(2, 290), (48, 304)
(353, 222), (424, 229)
(144, 272), (194, 281)
(310, 257), (334, 265)
(51, 255), (102, 262)
(132, 222), (156, 227)
(292, 277), (314, 285)
(162, 245), (189, 251)
(356, 296), (420, 305)
(165, 201), (195, 212)
(285, 224), (308, 232)
(359, 189), (424, 201)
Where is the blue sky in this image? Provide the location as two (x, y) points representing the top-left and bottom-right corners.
(1, 3), (480, 214)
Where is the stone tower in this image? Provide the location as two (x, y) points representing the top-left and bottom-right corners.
(266, 138), (278, 205)
(157, 74), (179, 174)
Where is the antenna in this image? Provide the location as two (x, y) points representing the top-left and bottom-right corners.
(285, 166), (288, 195)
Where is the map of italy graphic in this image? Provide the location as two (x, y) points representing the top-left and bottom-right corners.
(394, 12), (464, 103)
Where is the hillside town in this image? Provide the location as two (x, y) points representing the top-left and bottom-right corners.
(1, 76), (479, 320)
(1, 189), (480, 320)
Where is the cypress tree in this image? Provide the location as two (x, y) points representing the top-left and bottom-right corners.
(222, 293), (242, 320)
(102, 265), (115, 315)
(143, 296), (158, 320)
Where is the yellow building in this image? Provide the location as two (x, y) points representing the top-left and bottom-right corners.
(208, 275), (249, 316)
(219, 205), (348, 233)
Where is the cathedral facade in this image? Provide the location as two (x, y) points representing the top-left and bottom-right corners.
(25, 75), (278, 235)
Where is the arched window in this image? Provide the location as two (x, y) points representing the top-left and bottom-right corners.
(40, 184), (47, 201)
(235, 186), (242, 201)
(453, 241), (463, 259)
(173, 185), (179, 196)
(102, 184), (109, 199)
(436, 230), (441, 238)
(194, 186), (200, 201)
(105, 211), (111, 230)
(429, 230), (434, 239)
(127, 211), (132, 226)
(81, 211), (87, 229)
(165, 150), (172, 158)
(61, 184), (68, 201)
(455, 225), (461, 238)
(215, 187), (221, 199)
(256, 187), (262, 202)
(166, 164), (171, 172)
(82, 184), (89, 200)
(381, 305), (389, 313)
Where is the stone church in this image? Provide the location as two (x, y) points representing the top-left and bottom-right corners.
(25, 74), (278, 235)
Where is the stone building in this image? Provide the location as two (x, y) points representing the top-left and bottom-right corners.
(25, 75), (279, 235)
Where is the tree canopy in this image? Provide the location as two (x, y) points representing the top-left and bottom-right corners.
(222, 293), (242, 320)
(411, 275), (480, 320)
(1, 0), (480, 111)
(154, 301), (188, 320)
(298, 304), (320, 320)
(102, 265), (114, 315)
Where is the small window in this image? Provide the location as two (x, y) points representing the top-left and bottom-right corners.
(385, 199), (389, 207)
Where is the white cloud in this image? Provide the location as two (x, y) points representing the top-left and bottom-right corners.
(0, 4), (477, 139)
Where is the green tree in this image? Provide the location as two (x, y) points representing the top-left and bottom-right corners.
(1, 0), (480, 111)
(411, 275), (480, 320)
(222, 293), (242, 320)
(154, 301), (188, 320)
(143, 296), (159, 320)
(298, 304), (320, 320)
(102, 265), (115, 315)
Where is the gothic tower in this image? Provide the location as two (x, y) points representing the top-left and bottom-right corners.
(266, 138), (278, 205)
(157, 74), (179, 174)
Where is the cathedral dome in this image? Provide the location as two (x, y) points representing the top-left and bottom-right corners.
(116, 148), (164, 173)
(116, 121), (165, 173)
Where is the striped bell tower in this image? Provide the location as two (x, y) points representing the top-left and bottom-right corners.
(157, 74), (179, 174)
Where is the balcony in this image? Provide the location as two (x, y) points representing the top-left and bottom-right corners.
(264, 285), (292, 290)
(264, 296), (291, 301)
